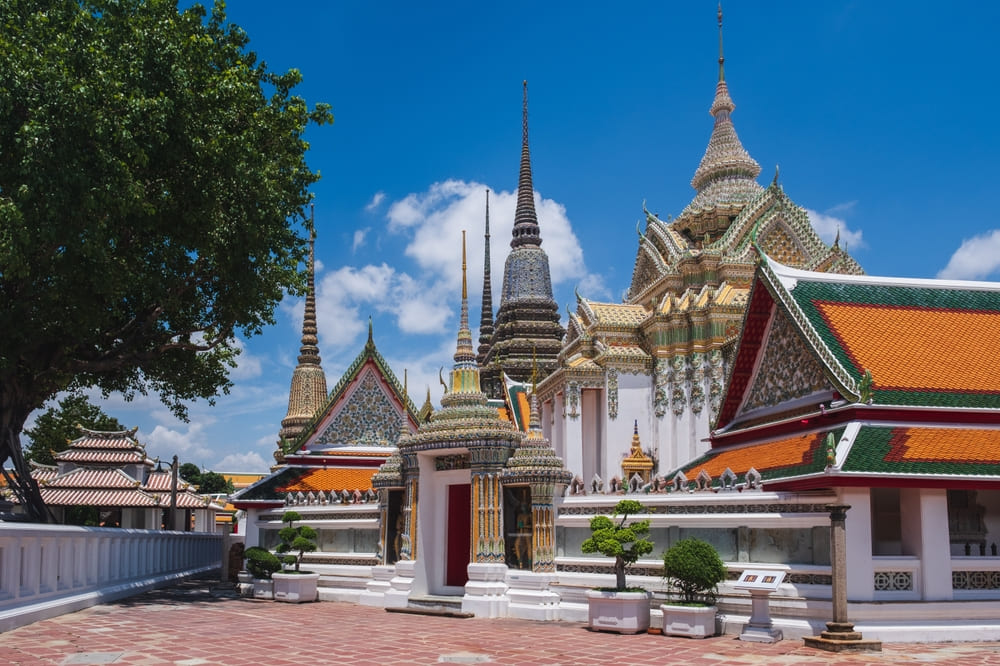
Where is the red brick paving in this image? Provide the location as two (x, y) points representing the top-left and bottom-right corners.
(2, 578), (1000, 665)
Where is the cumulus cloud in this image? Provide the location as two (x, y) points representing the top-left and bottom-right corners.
(143, 420), (214, 464)
(228, 337), (262, 381)
(937, 229), (1000, 280)
(365, 191), (386, 212)
(352, 228), (370, 252)
(805, 204), (865, 251)
(214, 451), (270, 473)
(388, 179), (589, 293)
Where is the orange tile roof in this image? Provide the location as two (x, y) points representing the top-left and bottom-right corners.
(279, 467), (376, 493)
(886, 428), (1000, 464)
(816, 302), (1000, 393)
(685, 431), (826, 479)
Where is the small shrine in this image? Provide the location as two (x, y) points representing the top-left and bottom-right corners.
(621, 420), (654, 488)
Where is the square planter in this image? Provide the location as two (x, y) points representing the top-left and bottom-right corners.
(252, 578), (274, 600)
(272, 572), (320, 603)
(660, 603), (717, 638)
(586, 590), (650, 634)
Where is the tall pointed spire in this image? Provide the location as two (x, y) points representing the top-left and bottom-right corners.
(477, 189), (494, 366)
(481, 82), (564, 394)
(277, 205), (329, 460)
(511, 81), (541, 248)
(455, 231), (475, 363)
(683, 5), (762, 216)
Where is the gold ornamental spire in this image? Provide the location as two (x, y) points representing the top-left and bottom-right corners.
(718, 3), (725, 82)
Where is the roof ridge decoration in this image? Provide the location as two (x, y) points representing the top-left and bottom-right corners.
(681, 4), (763, 217)
(511, 81), (541, 249)
(477, 189), (494, 366)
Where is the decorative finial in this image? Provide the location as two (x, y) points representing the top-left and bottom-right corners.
(833, 226), (841, 249)
(367, 316), (373, 345)
(717, 2), (725, 82)
(404, 368), (408, 398)
(512, 80), (541, 248)
(461, 230), (468, 301)
(772, 163), (780, 186)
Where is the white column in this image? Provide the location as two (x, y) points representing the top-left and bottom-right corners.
(841, 488), (875, 601)
(564, 397), (584, 481)
(917, 488), (952, 601)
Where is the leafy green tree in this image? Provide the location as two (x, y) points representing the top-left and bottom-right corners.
(23, 394), (124, 466)
(276, 510), (318, 572)
(178, 463), (203, 485)
(0, 0), (332, 521)
(581, 499), (653, 591)
(196, 470), (234, 495)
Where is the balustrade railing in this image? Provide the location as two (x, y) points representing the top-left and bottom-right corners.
(0, 522), (222, 632)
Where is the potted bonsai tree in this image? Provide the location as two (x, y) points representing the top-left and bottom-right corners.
(660, 537), (727, 638)
(580, 499), (654, 634)
(244, 546), (282, 600)
(272, 510), (320, 603)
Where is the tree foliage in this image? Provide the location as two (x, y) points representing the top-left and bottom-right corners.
(276, 510), (317, 572)
(23, 394), (123, 466)
(0, 0), (332, 520)
(178, 463), (233, 494)
(662, 538), (726, 605)
(580, 499), (653, 591)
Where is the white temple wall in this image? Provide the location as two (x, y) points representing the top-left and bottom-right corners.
(841, 487), (876, 602)
(560, 394), (584, 481)
(604, 373), (653, 481)
(580, 389), (602, 483)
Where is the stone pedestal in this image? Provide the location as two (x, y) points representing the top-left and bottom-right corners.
(506, 571), (559, 621)
(804, 504), (881, 653)
(739, 589), (782, 643)
(359, 564), (396, 607)
(384, 559), (416, 609)
(462, 562), (509, 618)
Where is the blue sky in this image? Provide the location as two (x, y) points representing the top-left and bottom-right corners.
(32, 2), (1000, 473)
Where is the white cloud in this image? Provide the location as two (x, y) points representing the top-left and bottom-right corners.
(228, 337), (262, 380)
(214, 451), (270, 473)
(365, 191), (386, 212)
(388, 179), (589, 294)
(805, 206), (865, 251)
(143, 421), (214, 464)
(937, 229), (1000, 280)
(352, 228), (370, 252)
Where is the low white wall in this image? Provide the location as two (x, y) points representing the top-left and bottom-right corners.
(0, 522), (222, 632)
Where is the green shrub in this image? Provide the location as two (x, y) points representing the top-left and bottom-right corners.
(662, 538), (726, 605)
(580, 499), (653, 591)
(275, 510), (318, 572)
(244, 546), (281, 580)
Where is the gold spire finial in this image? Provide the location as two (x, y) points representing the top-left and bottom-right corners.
(461, 229), (467, 300)
(718, 3), (725, 82)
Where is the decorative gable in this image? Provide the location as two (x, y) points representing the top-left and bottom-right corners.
(738, 313), (834, 418)
(758, 221), (807, 267)
(310, 364), (406, 448)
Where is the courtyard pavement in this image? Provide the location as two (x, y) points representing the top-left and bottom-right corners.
(3, 577), (1000, 665)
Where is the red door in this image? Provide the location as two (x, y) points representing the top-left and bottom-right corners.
(445, 483), (471, 587)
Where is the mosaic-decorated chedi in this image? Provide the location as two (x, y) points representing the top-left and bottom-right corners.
(535, 6), (863, 485)
(480, 82), (565, 399)
(276, 227), (328, 464)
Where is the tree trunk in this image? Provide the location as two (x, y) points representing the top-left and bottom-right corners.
(0, 418), (50, 523)
(615, 556), (626, 591)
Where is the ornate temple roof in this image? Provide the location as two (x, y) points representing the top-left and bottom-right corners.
(278, 224), (329, 460)
(16, 428), (223, 510)
(278, 319), (420, 458)
(671, 257), (1000, 492)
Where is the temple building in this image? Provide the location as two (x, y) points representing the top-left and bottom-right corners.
(534, 7), (862, 486)
(479, 82), (565, 399)
(17, 427), (221, 531)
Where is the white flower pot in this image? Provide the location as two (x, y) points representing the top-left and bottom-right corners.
(237, 571), (254, 598)
(660, 603), (717, 638)
(272, 572), (320, 603)
(252, 578), (274, 600)
(586, 590), (650, 634)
